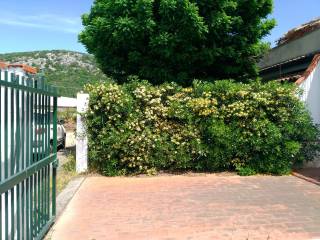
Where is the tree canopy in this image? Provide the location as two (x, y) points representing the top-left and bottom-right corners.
(79, 0), (275, 85)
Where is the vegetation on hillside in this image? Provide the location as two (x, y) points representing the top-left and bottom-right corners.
(0, 50), (108, 97)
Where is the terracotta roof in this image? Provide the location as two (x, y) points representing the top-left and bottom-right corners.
(277, 18), (320, 46)
(8, 64), (37, 74)
(296, 54), (320, 85)
(0, 61), (8, 68)
(277, 73), (303, 83)
(0, 61), (37, 74)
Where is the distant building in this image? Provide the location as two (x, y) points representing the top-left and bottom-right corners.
(259, 18), (320, 124)
(56, 96), (77, 110)
(0, 61), (7, 69)
(0, 61), (77, 109)
(7, 63), (37, 75)
(0, 61), (37, 77)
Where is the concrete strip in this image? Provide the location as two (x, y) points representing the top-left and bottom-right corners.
(45, 176), (85, 239)
(56, 176), (85, 218)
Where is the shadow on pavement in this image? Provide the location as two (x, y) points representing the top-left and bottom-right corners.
(293, 168), (320, 185)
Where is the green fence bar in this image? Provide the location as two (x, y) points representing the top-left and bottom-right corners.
(4, 70), (9, 239)
(0, 70), (2, 239)
(0, 71), (58, 240)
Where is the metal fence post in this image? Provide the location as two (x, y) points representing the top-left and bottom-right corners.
(0, 69), (59, 240)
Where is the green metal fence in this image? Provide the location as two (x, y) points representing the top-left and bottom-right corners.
(0, 70), (59, 240)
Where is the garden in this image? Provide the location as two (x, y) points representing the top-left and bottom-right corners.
(84, 79), (319, 176)
(78, 0), (320, 176)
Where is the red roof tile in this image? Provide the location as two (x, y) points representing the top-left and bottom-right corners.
(296, 54), (320, 85)
(8, 64), (37, 74)
(277, 18), (320, 46)
(0, 61), (37, 74)
(0, 61), (8, 68)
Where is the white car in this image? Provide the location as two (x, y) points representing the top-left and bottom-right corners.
(54, 119), (67, 149)
(33, 112), (66, 154)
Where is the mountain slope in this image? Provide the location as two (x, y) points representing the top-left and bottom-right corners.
(0, 50), (108, 97)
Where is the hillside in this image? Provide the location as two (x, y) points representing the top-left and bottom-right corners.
(0, 50), (108, 97)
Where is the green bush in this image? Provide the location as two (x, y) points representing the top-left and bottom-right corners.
(58, 109), (77, 123)
(84, 79), (320, 176)
(62, 154), (76, 172)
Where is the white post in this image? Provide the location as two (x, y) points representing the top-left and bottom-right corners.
(76, 93), (89, 173)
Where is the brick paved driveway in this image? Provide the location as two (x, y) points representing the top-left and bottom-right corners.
(50, 175), (320, 240)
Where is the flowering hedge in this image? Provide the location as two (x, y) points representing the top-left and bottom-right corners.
(84, 79), (320, 176)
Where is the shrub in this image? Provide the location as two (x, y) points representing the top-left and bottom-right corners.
(58, 109), (77, 123)
(84, 79), (320, 176)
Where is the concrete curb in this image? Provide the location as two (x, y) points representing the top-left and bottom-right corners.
(45, 176), (86, 239)
(56, 176), (86, 217)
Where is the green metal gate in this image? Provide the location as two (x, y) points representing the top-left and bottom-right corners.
(0, 70), (58, 240)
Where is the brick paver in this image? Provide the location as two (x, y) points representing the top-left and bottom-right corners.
(50, 175), (320, 240)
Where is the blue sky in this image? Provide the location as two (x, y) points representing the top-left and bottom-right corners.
(265, 0), (320, 46)
(0, 0), (92, 53)
(0, 0), (319, 53)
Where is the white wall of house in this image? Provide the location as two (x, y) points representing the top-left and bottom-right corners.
(57, 96), (77, 109)
(7, 66), (27, 78)
(299, 60), (320, 167)
(299, 61), (320, 125)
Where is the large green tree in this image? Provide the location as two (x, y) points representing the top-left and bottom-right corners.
(79, 0), (275, 85)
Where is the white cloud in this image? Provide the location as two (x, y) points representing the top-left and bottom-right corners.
(0, 13), (82, 33)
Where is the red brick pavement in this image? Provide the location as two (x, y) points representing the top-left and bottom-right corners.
(50, 175), (320, 240)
